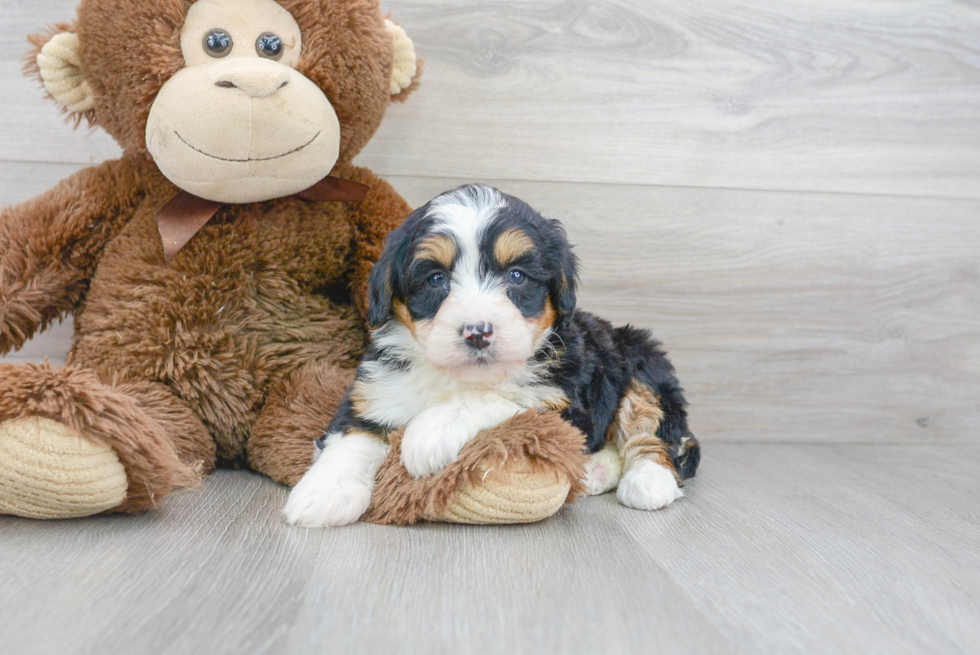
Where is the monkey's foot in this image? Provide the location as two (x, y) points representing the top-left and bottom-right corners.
(0, 417), (128, 519)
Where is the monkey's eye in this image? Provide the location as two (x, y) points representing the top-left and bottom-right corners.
(428, 272), (447, 287)
(256, 33), (284, 60)
(508, 269), (526, 285)
(203, 29), (233, 58)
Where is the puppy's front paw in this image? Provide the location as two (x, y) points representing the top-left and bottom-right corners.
(283, 434), (387, 527)
(400, 412), (472, 479)
(616, 460), (683, 510)
(284, 478), (372, 527)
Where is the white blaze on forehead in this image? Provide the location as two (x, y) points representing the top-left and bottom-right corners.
(425, 185), (506, 293)
(406, 185), (550, 383)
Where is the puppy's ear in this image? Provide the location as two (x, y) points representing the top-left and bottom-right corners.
(547, 219), (579, 327)
(367, 206), (426, 327)
(367, 245), (396, 328)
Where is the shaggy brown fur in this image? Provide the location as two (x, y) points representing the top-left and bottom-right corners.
(363, 410), (590, 525)
(1, 0), (420, 514)
(248, 363), (355, 487)
(6, 0), (589, 523)
(0, 363), (198, 512)
(114, 379), (216, 477)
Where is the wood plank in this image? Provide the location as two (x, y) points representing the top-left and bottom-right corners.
(391, 176), (980, 445)
(2, 1), (980, 198)
(618, 443), (980, 654)
(1, 444), (977, 654)
(3, 164), (979, 444)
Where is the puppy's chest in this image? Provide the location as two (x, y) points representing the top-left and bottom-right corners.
(355, 366), (567, 429)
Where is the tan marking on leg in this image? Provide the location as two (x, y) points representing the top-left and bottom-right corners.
(345, 429), (389, 446)
(494, 228), (534, 267)
(350, 379), (370, 417)
(607, 380), (681, 483)
(542, 394), (570, 412)
(349, 385), (397, 442)
(414, 234), (456, 269)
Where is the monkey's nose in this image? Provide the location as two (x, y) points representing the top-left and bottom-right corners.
(462, 322), (494, 350)
(211, 64), (290, 98)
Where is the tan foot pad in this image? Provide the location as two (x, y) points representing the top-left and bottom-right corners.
(426, 461), (572, 525)
(0, 417), (128, 519)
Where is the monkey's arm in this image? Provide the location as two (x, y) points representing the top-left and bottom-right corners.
(342, 166), (412, 319)
(0, 157), (144, 354)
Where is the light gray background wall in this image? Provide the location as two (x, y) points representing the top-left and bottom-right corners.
(4, 0), (978, 445)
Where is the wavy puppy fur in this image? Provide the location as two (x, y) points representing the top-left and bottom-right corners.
(288, 184), (699, 527)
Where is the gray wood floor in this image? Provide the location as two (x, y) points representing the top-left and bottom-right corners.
(2, 1), (979, 653)
(2, 444), (979, 655)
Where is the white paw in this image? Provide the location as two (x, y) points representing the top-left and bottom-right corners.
(283, 433), (387, 528)
(284, 475), (373, 528)
(616, 460), (683, 510)
(583, 444), (623, 496)
(400, 408), (474, 478)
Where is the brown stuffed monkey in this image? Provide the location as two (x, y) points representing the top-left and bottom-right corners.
(0, 0), (587, 524)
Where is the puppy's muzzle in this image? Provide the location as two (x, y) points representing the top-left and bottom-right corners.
(462, 322), (494, 350)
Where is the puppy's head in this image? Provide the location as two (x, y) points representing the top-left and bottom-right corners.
(368, 184), (578, 382)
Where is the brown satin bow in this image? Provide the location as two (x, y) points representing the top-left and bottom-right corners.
(155, 176), (370, 262)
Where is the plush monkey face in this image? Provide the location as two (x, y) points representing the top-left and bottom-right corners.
(146, 0), (340, 202)
(31, 0), (420, 203)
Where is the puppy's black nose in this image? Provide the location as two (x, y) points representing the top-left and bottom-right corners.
(462, 322), (494, 350)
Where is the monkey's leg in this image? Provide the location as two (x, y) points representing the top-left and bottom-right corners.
(0, 363), (208, 518)
(247, 361), (355, 487)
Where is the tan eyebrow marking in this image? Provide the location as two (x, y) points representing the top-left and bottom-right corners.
(414, 234), (456, 269)
(494, 228), (535, 267)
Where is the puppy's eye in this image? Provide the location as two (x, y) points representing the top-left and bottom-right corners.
(203, 29), (233, 57)
(508, 269), (526, 285)
(256, 32), (284, 60)
(428, 272), (447, 287)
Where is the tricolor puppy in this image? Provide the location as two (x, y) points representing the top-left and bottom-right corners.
(285, 185), (700, 527)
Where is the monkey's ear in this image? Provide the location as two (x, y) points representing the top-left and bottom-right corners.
(33, 31), (95, 116)
(384, 19), (421, 102)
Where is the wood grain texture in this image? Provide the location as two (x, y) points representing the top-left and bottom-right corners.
(1, 444), (978, 655)
(2, 0), (980, 198)
(388, 176), (980, 445)
(5, 164), (977, 444)
(3, 3), (980, 653)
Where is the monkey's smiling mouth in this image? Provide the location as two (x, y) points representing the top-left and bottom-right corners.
(174, 130), (320, 162)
